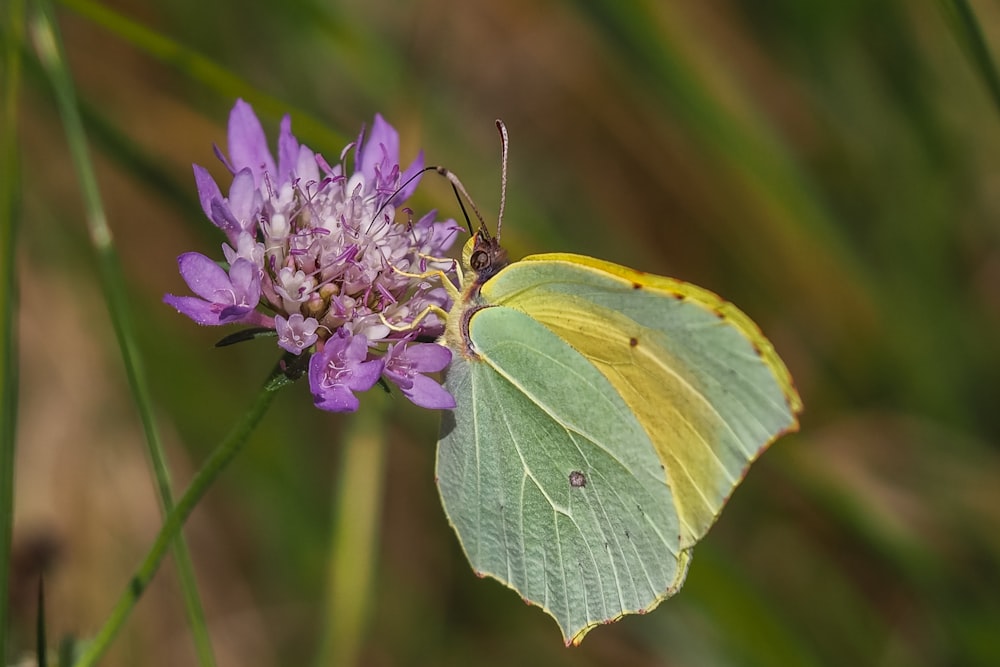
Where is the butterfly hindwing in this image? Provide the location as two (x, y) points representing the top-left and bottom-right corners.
(437, 305), (690, 645)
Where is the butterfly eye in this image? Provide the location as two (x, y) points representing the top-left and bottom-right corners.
(470, 249), (490, 272)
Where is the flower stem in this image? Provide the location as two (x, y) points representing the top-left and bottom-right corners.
(72, 381), (281, 667)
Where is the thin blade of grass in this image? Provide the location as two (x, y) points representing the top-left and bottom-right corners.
(0, 0), (26, 662)
(939, 0), (1000, 118)
(29, 2), (216, 664)
(36, 577), (46, 667)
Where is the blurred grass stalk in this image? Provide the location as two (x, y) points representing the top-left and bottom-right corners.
(0, 0), (26, 662)
(316, 395), (388, 667)
(58, 0), (347, 151)
(28, 1), (216, 664)
(939, 0), (1000, 117)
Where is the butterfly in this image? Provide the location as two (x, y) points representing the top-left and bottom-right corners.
(431, 121), (802, 646)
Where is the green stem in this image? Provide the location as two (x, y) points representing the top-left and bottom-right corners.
(0, 0), (26, 662)
(30, 2), (216, 664)
(315, 395), (389, 667)
(72, 380), (281, 667)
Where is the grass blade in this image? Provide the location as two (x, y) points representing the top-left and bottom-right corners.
(0, 0), (26, 662)
(36, 577), (46, 667)
(29, 2), (216, 664)
(940, 0), (1000, 118)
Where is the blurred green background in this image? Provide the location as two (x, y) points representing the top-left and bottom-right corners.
(5, 0), (1000, 665)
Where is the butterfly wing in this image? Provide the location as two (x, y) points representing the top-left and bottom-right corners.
(437, 253), (801, 644)
(438, 305), (692, 645)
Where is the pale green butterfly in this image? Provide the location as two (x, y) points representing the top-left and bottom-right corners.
(425, 121), (802, 645)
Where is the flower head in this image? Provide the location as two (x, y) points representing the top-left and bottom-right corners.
(165, 100), (460, 412)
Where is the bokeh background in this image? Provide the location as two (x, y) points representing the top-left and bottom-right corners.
(6, 0), (1000, 665)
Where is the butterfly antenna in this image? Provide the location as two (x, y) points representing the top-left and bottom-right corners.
(448, 176), (476, 236)
(434, 166), (490, 239)
(495, 119), (509, 242)
(370, 165), (439, 225)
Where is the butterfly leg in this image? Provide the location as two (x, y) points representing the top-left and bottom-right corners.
(379, 304), (450, 333)
(389, 260), (463, 301)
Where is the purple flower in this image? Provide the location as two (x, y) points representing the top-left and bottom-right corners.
(164, 254), (268, 326)
(166, 99), (460, 412)
(275, 313), (320, 355)
(309, 332), (384, 412)
(383, 340), (455, 409)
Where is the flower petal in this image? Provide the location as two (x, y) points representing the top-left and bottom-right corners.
(296, 144), (320, 186)
(177, 252), (231, 301)
(227, 258), (261, 306)
(349, 358), (385, 393)
(218, 303), (256, 322)
(403, 342), (452, 373)
(357, 113), (398, 184)
(276, 114), (299, 185)
(314, 381), (361, 413)
(401, 373), (456, 409)
(163, 294), (223, 326)
(228, 168), (260, 233)
(228, 99), (275, 185)
(193, 164), (223, 221)
(209, 198), (242, 238)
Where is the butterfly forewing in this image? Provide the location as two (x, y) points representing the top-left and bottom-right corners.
(479, 253), (801, 546)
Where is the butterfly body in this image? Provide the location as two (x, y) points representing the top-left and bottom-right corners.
(442, 230), (507, 359)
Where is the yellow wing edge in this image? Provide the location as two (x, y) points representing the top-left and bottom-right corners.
(520, 252), (804, 421)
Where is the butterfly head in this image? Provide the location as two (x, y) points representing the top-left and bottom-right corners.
(462, 227), (508, 284)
